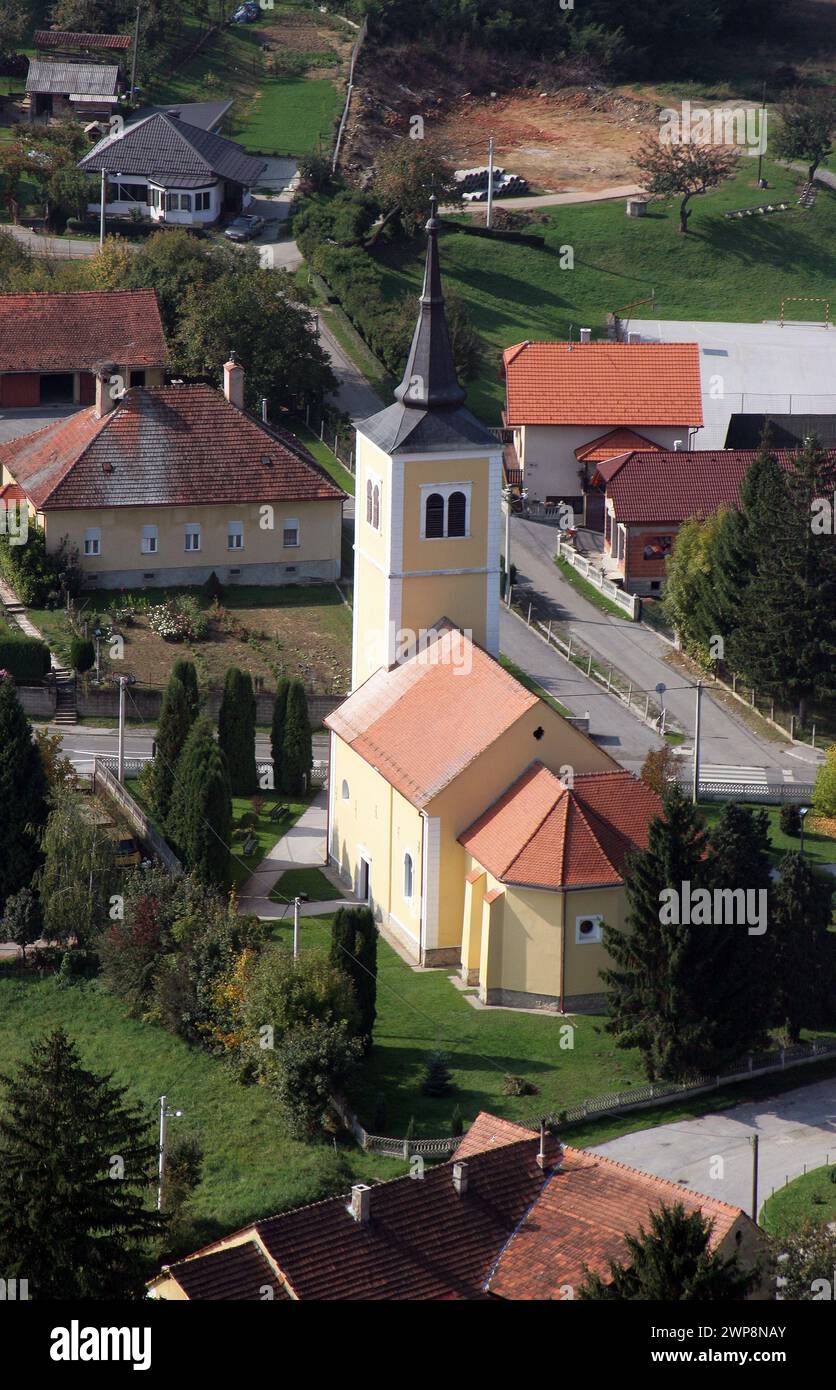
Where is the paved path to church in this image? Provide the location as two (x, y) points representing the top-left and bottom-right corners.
(507, 513), (823, 784)
(593, 1073), (836, 1218)
(236, 790), (360, 920)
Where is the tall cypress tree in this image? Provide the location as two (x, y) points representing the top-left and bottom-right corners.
(0, 675), (47, 910)
(602, 784), (709, 1080)
(330, 905), (378, 1050)
(772, 852), (835, 1041)
(171, 657), (200, 720)
(0, 1030), (163, 1300)
(149, 674), (193, 827)
(168, 716), (231, 889)
(283, 680), (312, 795)
(217, 666), (257, 795)
(270, 677), (291, 795)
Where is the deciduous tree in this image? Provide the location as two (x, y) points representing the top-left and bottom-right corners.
(634, 138), (738, 233)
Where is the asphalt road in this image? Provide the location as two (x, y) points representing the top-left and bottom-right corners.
(56, 725), (329, 772)
(593, 1073), (836, 1218)
(508, 513), (823, 783)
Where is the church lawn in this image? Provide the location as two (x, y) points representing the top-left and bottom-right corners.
(270, 914), (647, 1139)
(697, 803), (836, 873)
(272, 866), (344, 903)
(0, 964), (405, 1248)
(370, 157), (832, 421)
(27, 584), (352, 694)
(760, 1164), (836, 1235)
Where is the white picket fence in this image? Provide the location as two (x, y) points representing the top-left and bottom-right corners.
(556, 533), (640, 620)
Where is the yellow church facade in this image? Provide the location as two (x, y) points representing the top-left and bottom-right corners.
(326, 200), (662, 1010)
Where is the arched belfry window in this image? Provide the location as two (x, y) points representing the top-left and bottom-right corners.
(447, 490), (467, 537)
(373, 483), (380, 531)
(425, 492), (445, 538)
(403, 852), (414, 900)
(366, 479), (373, 525)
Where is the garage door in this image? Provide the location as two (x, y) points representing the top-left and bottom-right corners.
(0, 374), (41, 407)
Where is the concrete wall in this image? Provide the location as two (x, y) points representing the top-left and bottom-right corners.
(21, 684), (342, 727)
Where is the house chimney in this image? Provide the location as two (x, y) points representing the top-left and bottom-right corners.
(348, 1183), (371, 1225)
(579, 327), (592, 343)
(536, 1119), (548, 1170)
(673, 439), (683, 451)
(223, 353), (244, 409)
(627, 331), (641, 344)
(93, 361), (119, 420)
(452, 1161), (468, 1196)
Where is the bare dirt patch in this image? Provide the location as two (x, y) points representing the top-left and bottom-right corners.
(258, 9), (353, 73)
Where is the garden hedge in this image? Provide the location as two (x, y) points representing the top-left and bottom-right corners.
(0, 636), (51, 682)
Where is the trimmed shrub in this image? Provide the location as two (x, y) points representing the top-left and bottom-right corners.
(69, 637), (95, 673)
(780, 803), (801, 837)
(0, 636), (51, 683)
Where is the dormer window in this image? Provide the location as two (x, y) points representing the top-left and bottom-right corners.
(420, 483), (471, 539)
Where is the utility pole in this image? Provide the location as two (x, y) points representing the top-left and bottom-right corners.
(293, 896), (301, 958)
(113, 674), (132, 782)
(751, 1133), (759, 1223)
(756, 81), (767, 187)
(129, 4), (141, 105)
(99, 168), (106, 246)
(692, 681), (702, 804)
(157, 1094), (183, 1211)
(486, 134), (495, 230)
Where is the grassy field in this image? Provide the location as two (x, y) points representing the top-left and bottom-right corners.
(273, 866), (343, 902)
(31, 584), (351, 694)
(267, 914), (646, 1137)
(288, 418), (356, 496)
(370, 157), (833, 421)
(697, 803), (836, 871)
(229, 77), (342, 157)
(761, 1164), (836, 1235)
(0, 963), (403, 1250)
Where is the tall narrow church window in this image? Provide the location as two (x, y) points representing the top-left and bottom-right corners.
(373, 484), (380, 531)
(403, 852), (414, 900)
(447, 490), (467, 537)
(366, 479), (373, 525)
(425, 492), (445, 538)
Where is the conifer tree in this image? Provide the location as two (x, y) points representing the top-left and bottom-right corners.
(171, 657), (200, 720)
(578, 1203), (757, 1300)
(283, 679), (312, 795)
(148, 674), (193, 826)
(330, 905), (378, 1050)
(270, 677), (291, 794)
(772, 852), (835, 1041)
(0, 674), (47, 910)
(0, 1030), (163, 1300)
(217, 666), (257, 795)
(422, 1050), (454, 1097)
(168, 716), (231, 889)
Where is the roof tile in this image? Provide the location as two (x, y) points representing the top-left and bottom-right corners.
(0, 289), (166, 374)
(502, 342), (703, 427)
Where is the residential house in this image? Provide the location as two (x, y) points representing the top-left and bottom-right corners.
(0, 289), (167, 409)
(0, 358), (344, 588)
(594, 447), (815, 595)
(325, 203), (660, 1008)
(624, 316), (836, 450)
(148, 1112), (768, 1300)
(26, 59), (122, 122)
(501, 339), (703, 510)
(77, 111), (267, 227)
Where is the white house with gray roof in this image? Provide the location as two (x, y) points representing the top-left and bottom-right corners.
(77, 110), (266, 226)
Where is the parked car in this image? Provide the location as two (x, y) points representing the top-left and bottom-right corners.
(224, 213), (265, 241)
(231, 3), (259, 21)
(113, 836), (142, 868)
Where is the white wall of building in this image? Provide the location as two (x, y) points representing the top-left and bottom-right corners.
(518, 423), (690, 503)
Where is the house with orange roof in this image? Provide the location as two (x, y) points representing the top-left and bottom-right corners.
(501, 339), (703, 511)
(148, 1111), (768, 1301)
(325, 204), (664, 1005)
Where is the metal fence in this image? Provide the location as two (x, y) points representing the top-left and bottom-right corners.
(92, 759), (182, 875)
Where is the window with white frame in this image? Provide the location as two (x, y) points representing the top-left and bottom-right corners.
(179, 193), (192, 212)
(141, 523), (158, 554)
(420, 482), (471, 539)
(84, 526), (101, 557)
(575, 914), (603, 945)
(184, 522), (201, 552)
(403, 852), (414, 901)
(148, 187), (162, 209)
(194, 191), (211, 211)
(283, 518), (300, 548)
(227, 521), (244, 550)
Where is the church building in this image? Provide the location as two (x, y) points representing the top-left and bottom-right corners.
(325, 202), (662, 1011)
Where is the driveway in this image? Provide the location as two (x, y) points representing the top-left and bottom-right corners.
(243, 156), (303, 272)
(593, 1074), (836, 1217)
(508, 513), (823, 784)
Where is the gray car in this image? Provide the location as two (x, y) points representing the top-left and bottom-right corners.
(224, 214), (266, 242)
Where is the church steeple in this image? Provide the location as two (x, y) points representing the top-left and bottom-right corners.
(394, 196), (465, 410)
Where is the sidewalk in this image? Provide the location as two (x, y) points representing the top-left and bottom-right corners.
(0, 575), (62, 669)
(236, 790), (360, 919)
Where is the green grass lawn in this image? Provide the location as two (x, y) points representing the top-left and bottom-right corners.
(272, 866), (343, 902)
(0, 964), (403, 1249)
(370, 157), (832, 421)
(288, 418), (356, 495)
(697, 803), (836, 871)
(230, 77), (342, 156)
(761, 1164), (836, 1235)
(267, 914), (646, 1138)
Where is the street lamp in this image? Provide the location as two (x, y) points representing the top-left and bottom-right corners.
(799, 805), (810, 856)
(110, 672), (136, 782)
(501, 484), (527, 605)
(157, 1094), (183, 1211)
(292, 893), (309, 959)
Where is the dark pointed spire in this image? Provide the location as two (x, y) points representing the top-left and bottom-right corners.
(394, 195), (466, 410)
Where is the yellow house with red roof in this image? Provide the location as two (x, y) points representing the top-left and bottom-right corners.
(326, 205), (663, 1010)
